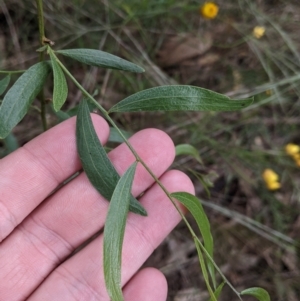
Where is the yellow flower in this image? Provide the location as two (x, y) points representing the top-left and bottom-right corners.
(292, 153), (300, 161)
(285, 143), (300, 156)
(266, 181), (281, 190)
(200, 2), (219, 19)
(262, 169), (281, 191)
(285, 143), (300, 167)
(253, 26), (265, 39)
(290, 153), (300, 167)
(294, 157), (300, 167)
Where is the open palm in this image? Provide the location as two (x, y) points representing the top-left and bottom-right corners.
(0, 115), (194, 301)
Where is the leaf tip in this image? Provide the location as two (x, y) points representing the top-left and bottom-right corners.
(139, 208), (148, 216)
(137, 66), (145, 73)
(53, 104), (61, 112)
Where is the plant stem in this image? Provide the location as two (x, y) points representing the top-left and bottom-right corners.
(194, 235), (243, 301)
(0, 70), (26, 74)
(53, 51), (243, 300)
(36, 0), (47, 131)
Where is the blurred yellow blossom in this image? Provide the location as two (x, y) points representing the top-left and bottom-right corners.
(262, 169), (281, 190)
(285, 143), (300, 156)
(285, 143), (300, 167)
(294, 155), (300, 167)
(200, 2), (219, 19)
(253, 26), (265, 39)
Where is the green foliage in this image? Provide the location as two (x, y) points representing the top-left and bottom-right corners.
(0, 62), (50, 139)
(0, 75), (10, 96)
(0, 1), (277, 300)
(3, 133), (19, 155)
(241, 287), (271, 301)
(103, 162), (137, 301)
(175, 143), (203, 165)
(108, 86), (253, 113)
(208, 282), (225, 301)
(171, 192), (215, 288)
(171, 192), (214, 259)
(76, 98), (147, 216)
(56, 49), (145, 73)
(49, 48), (68, 111)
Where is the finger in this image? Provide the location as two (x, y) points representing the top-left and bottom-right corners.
(27, 170), (194, 300)
(123, 268), (167, 301)
(0, 129), (175, 301)
(0, 115), (109, 242)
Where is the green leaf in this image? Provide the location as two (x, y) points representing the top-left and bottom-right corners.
(56, 48), (144, 73)
(194, 240), (216, 301)
(0, 62), (51, 139)
(108, 127), (132, 143)
(241, 287), (271, 301)
(171, 192), (215, 287)
(103, 162), (137, 301)
(108, 85), (253, 113)
(171, 192), (213, 256)
(208, 282), (225, 301)
(76, 98), (147, 216)
(175, 144), (203, 165)
(1, 132), (19, 157)
(3, 132), (19, 154)
(49, 50), (68, 111)
(0, 75), (10, 96)
(188, 169), (215, 198)
(36, 45), (47, 52)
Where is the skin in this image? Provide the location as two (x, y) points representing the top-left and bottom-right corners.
(0, 115), (195, 301)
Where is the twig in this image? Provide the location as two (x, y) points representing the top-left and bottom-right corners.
(35, 0), (48, 131)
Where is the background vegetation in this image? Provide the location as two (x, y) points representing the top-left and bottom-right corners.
(0, 0), (299, 300)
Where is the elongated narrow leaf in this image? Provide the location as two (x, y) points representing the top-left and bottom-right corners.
(108, 127), (132, 143)
(0, 62), (51, 139)
(175, 144), (203, 165)
(36, 45), (47, 52)
(241, 287), (270, 301)
(171, 192), (213, 256)
(0, 74), (10, 96)
(208, 282), (225, 301)
(194, 240), (216, 301)
(49, 51), (68, 111)
(171, 192), (215, 287)
(56, 48), (144, 73)
(76, 99), (147, 216)
(4, 133), (19, 154)
(104, 162), (137, 301)
(108, 86), (253, 113)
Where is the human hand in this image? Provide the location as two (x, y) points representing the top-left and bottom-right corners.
(0, 115), (194, 301)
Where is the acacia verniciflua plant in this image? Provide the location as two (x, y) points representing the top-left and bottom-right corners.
(0, 2), (270, 301)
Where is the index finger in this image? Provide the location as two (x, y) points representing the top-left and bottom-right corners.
(0, 115), (109, 242)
